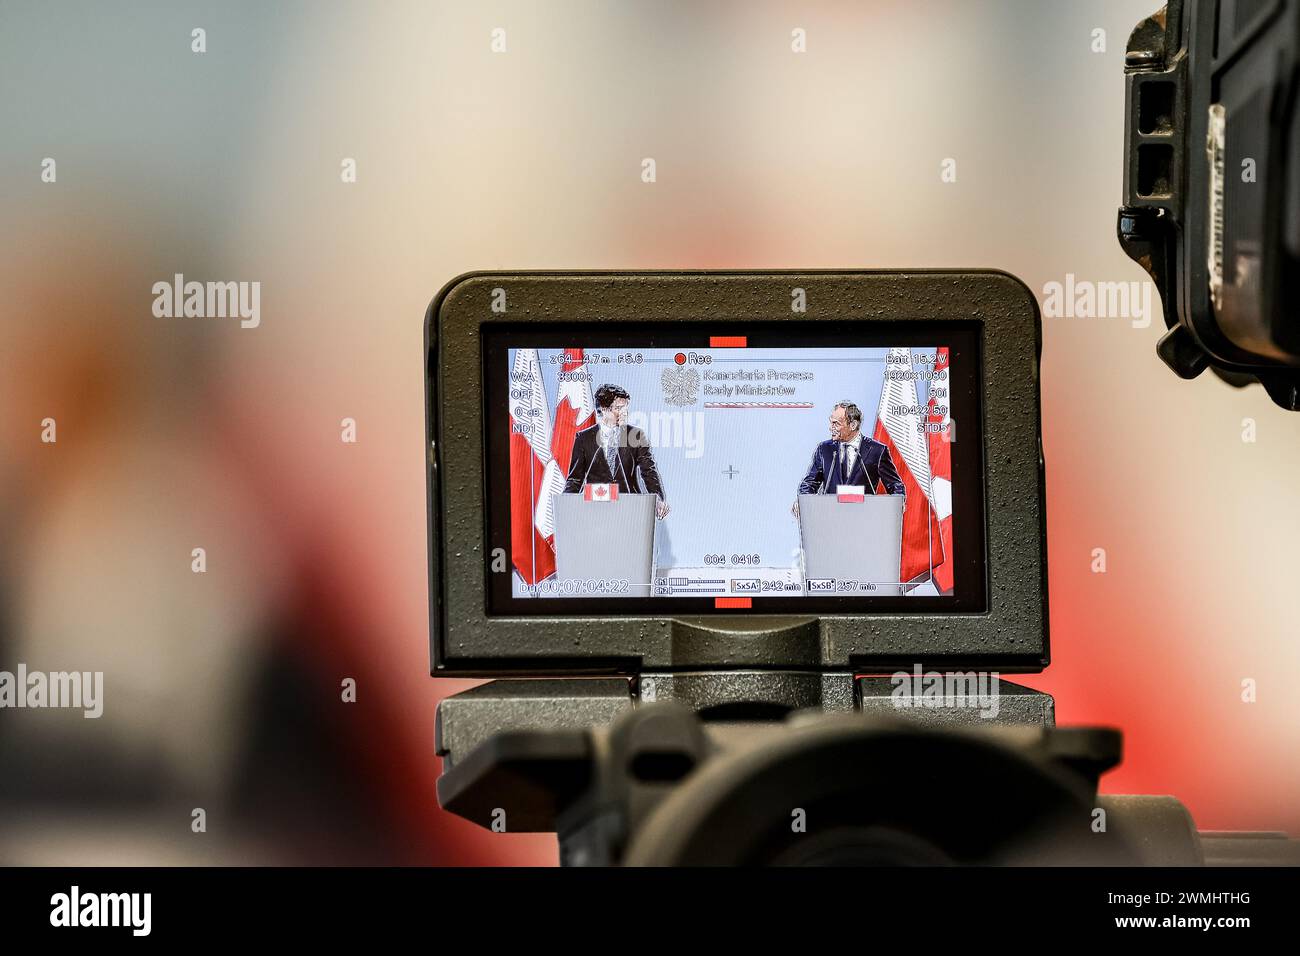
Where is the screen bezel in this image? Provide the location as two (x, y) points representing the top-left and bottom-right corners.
(482, 323), (986, 615)
(427, 271), (1049, 676)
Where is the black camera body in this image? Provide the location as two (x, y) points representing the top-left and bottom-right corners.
(434, 674), (1211, 865)
(426, 271), (1046, 675)
(1120, 0), (1300, 408)
(425, 271), (1291, 865)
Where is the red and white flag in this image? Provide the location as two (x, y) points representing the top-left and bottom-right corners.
(583, 483), (618, 502)
(551, 348), (595, 475)
(836, 484), (866, 503)
(507, 349), (559, 585)
(925, 348), (954, 592)
(530, 349), (595, 543)
(872, 347), (944, 585)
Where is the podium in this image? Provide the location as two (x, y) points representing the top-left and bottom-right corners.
(553, 493), (656, 597)
(798, 494), (904, 596)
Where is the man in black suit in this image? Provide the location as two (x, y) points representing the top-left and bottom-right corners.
(791, 400), (905, 517)
(563, 384), (670, 519)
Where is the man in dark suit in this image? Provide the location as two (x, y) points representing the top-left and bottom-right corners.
(791, 400), (905, 516)
(563, 384), (670, 518)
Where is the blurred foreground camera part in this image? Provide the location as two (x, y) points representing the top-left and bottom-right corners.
(436, 674), (1300, 866)
(1119, 0), (1300, 408)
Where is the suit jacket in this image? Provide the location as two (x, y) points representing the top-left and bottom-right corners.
(563, 424), (665, 498)
(798, 436), (906, 497)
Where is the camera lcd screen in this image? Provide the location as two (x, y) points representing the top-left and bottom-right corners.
(482, 323), (987, 614)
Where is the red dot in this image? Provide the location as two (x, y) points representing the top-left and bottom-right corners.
(674, 352), (686, 365)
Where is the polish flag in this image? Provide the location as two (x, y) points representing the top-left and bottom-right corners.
(583, 483), (618, 501)
(836, 485), (866, 503)
(872, 347), (944, 585)
(925, 348), (954, 592)
(507, 349), (559, 585)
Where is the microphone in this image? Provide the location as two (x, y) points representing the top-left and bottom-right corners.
(619, 428), (667, 518)
(614, 424), (639, 496)
(843, 439), (857, 486)
(580, 427), (606, 489)
(615, 435), (633, 492)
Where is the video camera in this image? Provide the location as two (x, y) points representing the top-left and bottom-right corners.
(423, 270), (1298, 865)
(1119, 0), (1300, 408)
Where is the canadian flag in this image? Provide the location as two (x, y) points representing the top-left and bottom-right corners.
(551, 348), (595, 478)
(528, 348), (595, 545)
(925, 348), (954, 592)
(583, 483), (618, 501)
(507, 349), (560, 585)
(872, 347), (945, 585)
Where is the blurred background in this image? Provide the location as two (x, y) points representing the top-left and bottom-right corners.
(0, 0), (1295, 866)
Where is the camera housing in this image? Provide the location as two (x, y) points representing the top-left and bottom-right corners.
(425, 270), (1048, 677)
(1119, 0), (1300, 408)
(426, 271), (1300, 866)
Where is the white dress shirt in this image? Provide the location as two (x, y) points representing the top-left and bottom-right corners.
(839, 432), (864, 482)
(598, 422), (621, 478)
